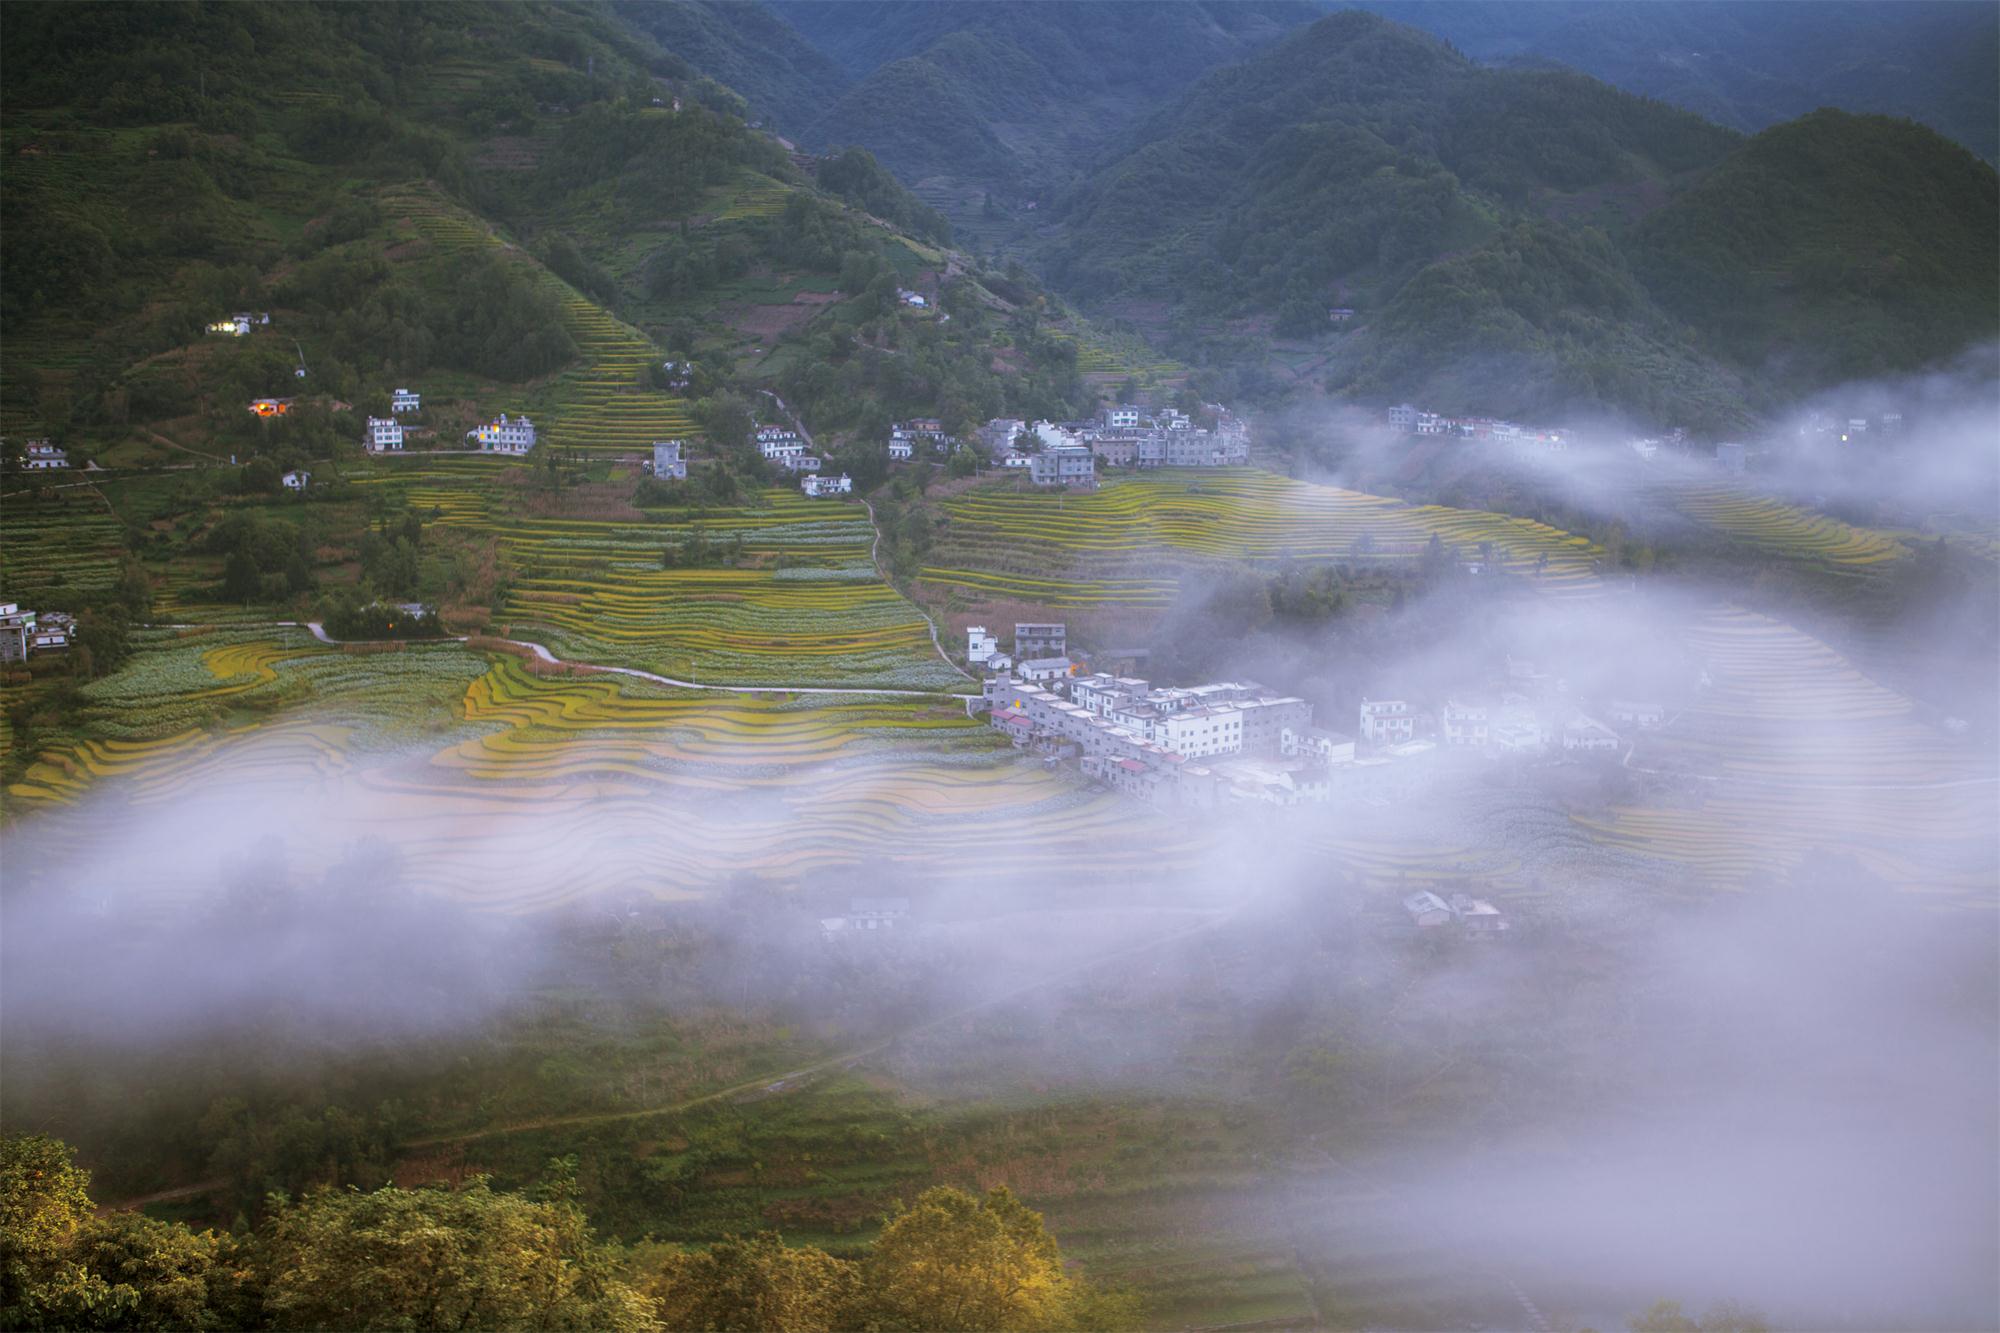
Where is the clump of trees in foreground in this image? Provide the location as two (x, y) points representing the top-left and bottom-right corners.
(0, 1135), (1136, 1331)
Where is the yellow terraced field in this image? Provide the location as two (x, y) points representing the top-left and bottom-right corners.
(921, 470), (1602, 608)
(1653, 482), (1906, 565)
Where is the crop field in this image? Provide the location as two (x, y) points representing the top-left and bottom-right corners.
(920, 469), (1603, 609)
(350, 465), (963, 688)
(1575, 607), (1998, 905)
(0, 503), (124, 602)
(1651, 482), (1907, 565)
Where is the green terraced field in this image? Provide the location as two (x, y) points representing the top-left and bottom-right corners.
(353, 464), (962, 689)
(1651, 481), (1907, 565)
(920, 469), (1603, 609)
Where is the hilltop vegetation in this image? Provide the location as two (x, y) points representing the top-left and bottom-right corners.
(1033, 10), (1996, 424)
(1631, 109), (2000, 383)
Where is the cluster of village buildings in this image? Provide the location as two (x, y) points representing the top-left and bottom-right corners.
(0, 601), (73, 662)
(974, 623), (1662, 810)
(973, 404), (1251, 489)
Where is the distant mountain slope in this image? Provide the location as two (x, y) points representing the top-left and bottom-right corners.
(1353, 0), (2000, 162)
(611, 0), (849, 134)
(786, 1), (1322, 189)
(1045, 11), (1738, 306)
(1041, 9), (1998, 426)
(1630, 109), (2000, 383)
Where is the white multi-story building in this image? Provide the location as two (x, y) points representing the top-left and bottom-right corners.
(1359, 698), (1414, 745)
(22, 441), (68, 470)
(467, 413), (535, 453)
(1562, 715), (1620, 752)
(888, 437), (914, 461)
(1029, 444), (1095, 489)
(364, 417), (404, 452)
(802, 472), (852, 497)
(1153, 706), (1243, 758)
(1388, 403), (1418, 433)
(966, 626), (997, 665)
(652, 440), (687, 480)
(757, 426), (806, 460)
(1441, 700), (1489, 747)
(391, 388), (422, 414)
(1103, 405), (1141, 429)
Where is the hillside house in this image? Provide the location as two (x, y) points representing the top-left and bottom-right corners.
(22, 441), (68, 470)
(364, 417), (404, 452)
(1403, 891), (1457, 929)
(467, 413), (535, 453)
(0, 604), (32, 663)
(390, 388), (421, 414)
(248, 399), (292, 418)
(756, 426), (805, 460)
(281, 469), (310, 491)
(1103, 405), (1141, 429)
(1441, 700), (1489, 747)
(888, 436), (913, 461)
(207, 312), (268, 337)
(1015, 623), (1066, 659)
(651, 440), (687, 480)
(1359, 698), (1415, 745)
(966, 626), (997, 665)
(1388, 403), (1418, 433)
(1562, 715), (1620, 752)
(1329, 306), (1356, 323)
(779, 453), (823, 474)
(801, 472), (851, 498)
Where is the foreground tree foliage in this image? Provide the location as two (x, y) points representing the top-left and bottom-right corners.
(0, 1138), (1135, 1332)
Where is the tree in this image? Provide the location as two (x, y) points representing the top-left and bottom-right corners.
(257, 1179), (656, 1332)
(645, 1233), (858, 1333)
(1, 1134), (108, 1328)
(858, 1186), (1077, 1332)
(223, 550), (261, 603)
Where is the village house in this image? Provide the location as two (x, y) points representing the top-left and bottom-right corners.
(467, 413), (535, 453)
(1388, 403), (1418, 433)
(1607, 699), (1665, 729)
(660, 360), (694, 391)
(207, 312), (269, 337)
(779, 453), (823, 474)
(364, 416), (404, 452)
(0, 603), (33, 663)
(1029, 443), (1096, 489)
(1561, 714), (1620, 752)
(651, 440), (687, 480)
(1103, 405), (1141, 430)
(801, 472), (852, 498)
(22, 441), (68, 470)
(756, 426), (806, 460)
(281, 469), (310, 491)
(1015, 656), (1077, 684)
(248, 398), (292, 418)
(1015, 623), (1066, 659)
(966, 626), (998, 666)
(1441, 700), (1490, 747)
(820, 896), (910, 940)
(1359, 698), (1415, 745)
(1405, 891), (1510, 935)
(1283, 726), (1356, 765)
(888, 436), (913, 461)
(390, 388), (421, 415)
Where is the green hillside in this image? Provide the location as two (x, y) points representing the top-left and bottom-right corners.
(1631, 109), (2000, 384)
(1038, 10), (1997, 423)
(610, 0), (849, 134)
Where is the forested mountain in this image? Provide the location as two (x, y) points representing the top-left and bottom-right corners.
(1036, 10), (1997, 425)
(1630, 109), (2000, 384)
(781, 2), (1322, 193)
(0, 0), (1095, 469)
(611, 0), (849, 135)
(1353, 0), (2000, 162)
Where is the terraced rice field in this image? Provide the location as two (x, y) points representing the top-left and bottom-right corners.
(921, 470), (1603, 609)
(1575, 607), (1998, 906)
(1652, 482), (1906, 566)
(351, 466), (961, 688)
